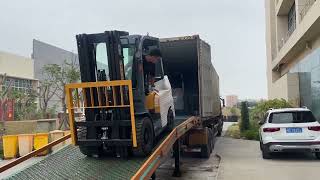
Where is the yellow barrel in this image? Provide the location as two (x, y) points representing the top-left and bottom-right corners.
(2, 135), (18, 159)
(64, 130), (71, 145)
(49, 130), (64, 151)
(18, 134), (34, 156)
(33, 133), (49, 156)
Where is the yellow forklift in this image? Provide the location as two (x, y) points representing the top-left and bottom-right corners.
(66, 31), (175, 158)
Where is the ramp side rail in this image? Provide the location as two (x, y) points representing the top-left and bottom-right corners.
(132, 116), (201, 180)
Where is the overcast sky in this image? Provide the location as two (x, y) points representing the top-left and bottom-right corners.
(0, 0), (267, 99)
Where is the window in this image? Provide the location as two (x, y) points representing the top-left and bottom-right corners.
(3, 77), (33, 93)
(95, 43), (110, 80)
(154, 59), (164, 81)
(123, 47), (134, 80)
(269, 111), (316, 124)
(288, 2), (296, 34)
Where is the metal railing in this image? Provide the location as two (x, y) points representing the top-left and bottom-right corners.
(300, 0), (317, 21)
(278, 24), (296, 51)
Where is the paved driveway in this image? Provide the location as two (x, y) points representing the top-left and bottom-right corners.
(216, 137), (320, 180)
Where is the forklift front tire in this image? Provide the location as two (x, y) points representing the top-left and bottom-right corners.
(133, 117), (154, 156)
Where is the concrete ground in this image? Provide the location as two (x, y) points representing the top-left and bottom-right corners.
(216, 137), (320, 180)
(8, 122), (319, 180)
(155, 122), (235, 180)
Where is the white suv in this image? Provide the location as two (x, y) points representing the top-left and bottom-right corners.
(259, 108), (320, 159)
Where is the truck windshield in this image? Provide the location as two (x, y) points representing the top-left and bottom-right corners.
(269, 111), (316, 123)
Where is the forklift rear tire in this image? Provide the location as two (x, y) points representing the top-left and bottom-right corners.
(79, 146), (103, 157)
(166, 109), (175, 132)
(133, 117), (154, 156)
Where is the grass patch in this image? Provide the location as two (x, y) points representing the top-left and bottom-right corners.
(225, 123), (259, 141)
(225, 123), (241, 139)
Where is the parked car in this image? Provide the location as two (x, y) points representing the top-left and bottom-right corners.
(259, 108), (320, 159)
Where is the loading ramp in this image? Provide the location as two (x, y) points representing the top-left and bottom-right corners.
(1, 116), (200, 180)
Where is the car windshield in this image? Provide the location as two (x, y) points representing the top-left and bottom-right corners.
(269, 111), (316, 124)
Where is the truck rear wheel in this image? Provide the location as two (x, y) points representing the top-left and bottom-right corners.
(133, 117), (154, 156)
(79, 146), (103, 157)
(208, 128), (214, 153)
(201, 129), (212, 158)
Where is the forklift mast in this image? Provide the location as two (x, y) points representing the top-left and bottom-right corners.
(75, 31), (133, 148)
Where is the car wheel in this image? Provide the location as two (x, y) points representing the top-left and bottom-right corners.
(261, 144), (272, 159)
(259, 141), (263, 151)
(315, 152), (320, 160)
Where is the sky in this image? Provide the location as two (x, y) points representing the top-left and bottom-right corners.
(0, 0), (267, 99)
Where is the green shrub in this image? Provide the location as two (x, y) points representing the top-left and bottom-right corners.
(250, 99), (292, 124)
(240, 101), (250, 132)
(241, 128), (259, 141)
(225, 123), (241, 139)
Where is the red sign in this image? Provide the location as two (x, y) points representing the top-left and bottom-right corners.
(0, 99), (14, 121)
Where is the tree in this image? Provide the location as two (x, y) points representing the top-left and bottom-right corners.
(9, 89), (38, 120)
(0, 74), (13, 121)
(230, 107), (239, 116)
(42, 59), (80, 129)
(240, 101), (250, 132)
(38, 68), (59, 118)
(249, 99), (292, 124)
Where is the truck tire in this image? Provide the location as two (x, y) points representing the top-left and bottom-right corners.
(201, 129), (211, 158)
(201, 143), (211, 159)
(315, 152), (320, 159)
(166, 109), (174, 132)
(208, 128), (214, 153)
(79, 146), (103, 157)
(133, 117), (154, 157)
(217, 125), (222, 137)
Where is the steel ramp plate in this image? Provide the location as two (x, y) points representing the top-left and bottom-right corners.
(6, 145), (146, 180)
(6, 116), (192, 180)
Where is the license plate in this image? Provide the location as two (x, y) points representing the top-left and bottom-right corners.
(286, 127), (302, 133)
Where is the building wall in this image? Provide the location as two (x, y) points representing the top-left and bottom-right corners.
(0, 51), (38, 94)
(266, 0), (320, 117)
(0, 51), (34, 79)
(32, 39), (78, 111)
(226, 95), (238, 107)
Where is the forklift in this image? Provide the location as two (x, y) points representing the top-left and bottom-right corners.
(69, 31), (175, 158)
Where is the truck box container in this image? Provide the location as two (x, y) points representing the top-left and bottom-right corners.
(160, 35), (221, 120)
